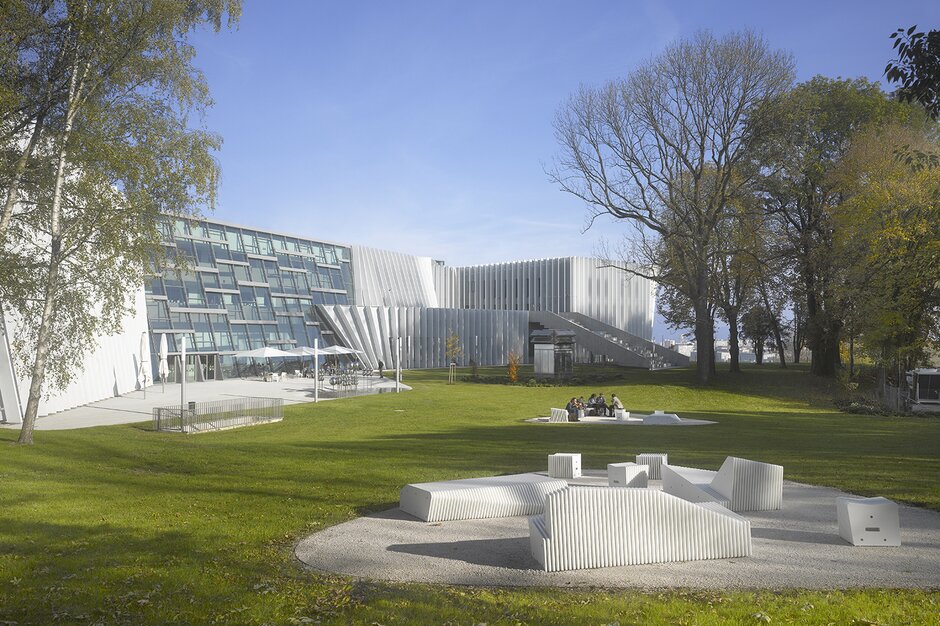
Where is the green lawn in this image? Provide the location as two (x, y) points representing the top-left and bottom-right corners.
(1, 365), (938, 624)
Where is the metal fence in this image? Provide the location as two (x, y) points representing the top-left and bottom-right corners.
(152, 397), (284, 433)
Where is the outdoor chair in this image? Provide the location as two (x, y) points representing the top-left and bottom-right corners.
(549, 408), (569, 423)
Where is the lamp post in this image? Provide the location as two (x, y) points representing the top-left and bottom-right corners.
(314, 338), (319, 403)
(395, 335), (401, 393)
(179, 333), (187, 418)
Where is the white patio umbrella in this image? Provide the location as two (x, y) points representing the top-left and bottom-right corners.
(232, 346), (297, 358)
(138, 332), (149, 398)
(318, 345), (364, 355)
(232, 346), (296, 379)
(158, 333), (169, 391)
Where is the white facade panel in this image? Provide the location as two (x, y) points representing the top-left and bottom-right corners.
(2, 286), (152, 422)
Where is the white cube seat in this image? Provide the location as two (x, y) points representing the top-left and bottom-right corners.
(549, 408), (569, 423)
(548, 453), (581, 478)
(400, 473), (567, 522)
(608, 462), (648, 488)
(662, 456), (783, 512)
(636, 453), (668, 479)
(529, 487), (752, 572)
(837, 496), (901, 546)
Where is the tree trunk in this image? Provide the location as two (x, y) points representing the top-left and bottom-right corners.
(693, 267), (712, 385)
(0, 115), (45, 241)
(15, 257), (60, 444)
(755, 341), (764, 365)
(757, 283), (787, 369)
(728, 309), (741, 373)
(849, 334), (855, 379)
(809, 309), (841, 376)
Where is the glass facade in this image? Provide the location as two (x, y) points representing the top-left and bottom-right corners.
(145, 218), (353, 380)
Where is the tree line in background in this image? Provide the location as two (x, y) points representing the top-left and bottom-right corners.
(0, 1), (240, 444)
(553, 28), (940, 386)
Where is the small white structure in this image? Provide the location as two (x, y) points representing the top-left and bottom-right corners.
(636, 453), (668, 480)
(643, 411), (682, 425)
(608, 462), (648, 488)
(661, 456), (783, 512)
(837, 496), (901, 547)
(400, 473), (567, 522)
(548, 453), (581, 479)
(529, 487), (752, 572)
(549, 407), (569, 423)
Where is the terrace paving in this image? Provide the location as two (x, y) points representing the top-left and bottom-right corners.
(1, 376), (408, 430)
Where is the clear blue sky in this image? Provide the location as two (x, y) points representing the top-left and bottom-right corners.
(190, 1), (937, 339)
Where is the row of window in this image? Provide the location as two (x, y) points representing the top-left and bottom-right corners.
(147, 312), (323, 354)
(146, 268), (349, 308)
(162, 218), (349, 265)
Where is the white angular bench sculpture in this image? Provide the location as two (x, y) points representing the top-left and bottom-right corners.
(400, 473), (567, 522)
(837, 496), (901, 546)
(661, 456), (783, 512)
(529, 487), (752, 572)
(549, 407), (569, 423)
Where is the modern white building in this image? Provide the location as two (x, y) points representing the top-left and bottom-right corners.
(0, 216), (686, 424)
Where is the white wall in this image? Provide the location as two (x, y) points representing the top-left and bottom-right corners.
(3, 286), (152, 421)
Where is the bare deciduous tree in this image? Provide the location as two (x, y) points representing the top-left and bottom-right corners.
(551, 30), (793, 384)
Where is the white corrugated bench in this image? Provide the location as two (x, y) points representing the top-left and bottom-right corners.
(549, 408), (569, 423)
(400, 473), (568, 522)
(661, 456), (783, 512)
(529, 487), (752, 572)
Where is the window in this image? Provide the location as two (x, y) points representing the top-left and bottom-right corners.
(249, 258), (265, 282)
(256, 234), (274, 256)
(165, 286), (186, 308)
(182, 272), (204, 306)
(225, 228), (242, 251)
(239, 287), (258, 320)
(147, 300), (170, 322)
(193, 241), (213, 267)
(207, 225), (226, 241)
(231, 325), (250, 350)
(211, 242), (230, 261)
(223, 293), (242, 318)
(145, 277), (164, 297)
(326, 246), (340, 264)
(233, 265), (251, 283)
(247, 324), (265, 348)
(201, 272), (220, 289)
(218, 265), (237, 290)
(205, 292), (223, 309)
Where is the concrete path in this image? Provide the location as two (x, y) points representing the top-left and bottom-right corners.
(295, 478), (940, 589)
(1, 377), (408, 431)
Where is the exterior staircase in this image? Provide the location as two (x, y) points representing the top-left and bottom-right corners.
(529, 311), (689, 369)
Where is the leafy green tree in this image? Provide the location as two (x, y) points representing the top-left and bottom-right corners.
(552, 30), (793, 385)
(830, 122), (940, 370)
(2, 0), (240, 445)
(886, 26), (940, 119)
(756, 77), (918, 377)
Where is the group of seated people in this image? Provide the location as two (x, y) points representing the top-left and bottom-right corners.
(565, 392), (625, 421)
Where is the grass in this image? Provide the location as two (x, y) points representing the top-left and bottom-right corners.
(0, 364), (938, 624)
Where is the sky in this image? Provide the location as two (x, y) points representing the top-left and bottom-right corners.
(188, 1), (939, 340)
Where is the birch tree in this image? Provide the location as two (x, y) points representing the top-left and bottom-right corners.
(551, 30), (793, 384)
(3, 0), (240, 444)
